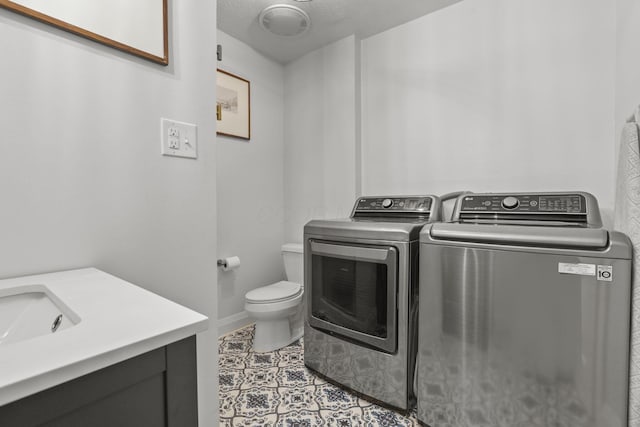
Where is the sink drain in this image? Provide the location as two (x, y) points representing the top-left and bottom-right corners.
(51, 314), (63, 333)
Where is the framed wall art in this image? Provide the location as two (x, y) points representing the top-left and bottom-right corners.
(216, 69), (251, 140)
(0, 0), (168, 65)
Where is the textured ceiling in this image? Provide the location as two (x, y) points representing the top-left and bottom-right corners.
(217, 0), (463, 64)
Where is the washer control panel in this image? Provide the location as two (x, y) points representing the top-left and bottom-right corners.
(459, 194), (586, 214)
(353, 196), (433, 215)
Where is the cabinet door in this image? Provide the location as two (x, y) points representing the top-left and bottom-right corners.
(0, 336), (198, 427)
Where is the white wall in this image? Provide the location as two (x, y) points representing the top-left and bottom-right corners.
(284, 36), (358, 243)
(216, 31), (286, 331)
(0, 4), (218, 425)
(616, 0), (640, 135)
(361, 0), (616, 216)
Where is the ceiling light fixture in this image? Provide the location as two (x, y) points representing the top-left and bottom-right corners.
(258, 4), (311, 37)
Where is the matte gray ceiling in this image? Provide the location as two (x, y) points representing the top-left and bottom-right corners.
(217, 0), (463, 64)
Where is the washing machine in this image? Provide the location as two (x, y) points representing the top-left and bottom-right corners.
(416, 192), (632, 427)
(303, 195), (442, 410)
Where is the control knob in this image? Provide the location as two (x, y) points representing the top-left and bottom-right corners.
(502, 196), (519, 210)
(382, 198), (393, 208)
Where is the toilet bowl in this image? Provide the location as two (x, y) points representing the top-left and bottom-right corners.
(244, 243), (304, 352)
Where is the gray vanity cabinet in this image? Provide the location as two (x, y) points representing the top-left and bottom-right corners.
(0, 336), (198, 427)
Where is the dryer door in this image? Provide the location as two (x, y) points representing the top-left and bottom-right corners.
(307, 239), (398, 354)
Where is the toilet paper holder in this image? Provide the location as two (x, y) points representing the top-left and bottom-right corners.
(217, 256), (241, 271)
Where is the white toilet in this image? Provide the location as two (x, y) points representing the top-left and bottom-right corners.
(245, 243), (304, 352)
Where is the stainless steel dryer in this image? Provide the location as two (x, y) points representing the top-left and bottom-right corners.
(416, 192), (632, 427)
(304, 195), (442, 410)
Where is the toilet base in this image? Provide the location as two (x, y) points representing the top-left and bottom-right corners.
(253, 318), (302, 353)
(245, 290), (305, 353)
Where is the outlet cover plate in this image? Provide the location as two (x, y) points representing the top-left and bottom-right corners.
(161, 118), (197, 159)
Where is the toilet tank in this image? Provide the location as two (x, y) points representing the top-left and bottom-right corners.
(281, 243), (304, 285)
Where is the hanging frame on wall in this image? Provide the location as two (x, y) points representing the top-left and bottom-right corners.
(216, 69), (251, 140)
(0, 0), (169, 65)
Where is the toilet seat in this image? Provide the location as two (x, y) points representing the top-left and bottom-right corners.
(245, 281), (302, 304)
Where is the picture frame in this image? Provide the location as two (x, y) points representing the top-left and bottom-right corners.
(0, 0), (168, 65)
(216, 69), (251, 140)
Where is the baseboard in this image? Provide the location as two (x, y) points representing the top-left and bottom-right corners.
(218, 311), (252, 337)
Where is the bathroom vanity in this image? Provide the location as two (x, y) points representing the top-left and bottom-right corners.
(0, 268), (208, 427)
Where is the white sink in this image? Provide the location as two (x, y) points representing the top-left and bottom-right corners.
(0, 268), (208, 407)
(0, 285), (80, 346)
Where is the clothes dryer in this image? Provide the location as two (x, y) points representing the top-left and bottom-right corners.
(304, 195), (442, 410)
(416, 192), (632, 427)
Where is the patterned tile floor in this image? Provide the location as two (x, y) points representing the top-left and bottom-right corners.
(219, 324), (419, 426)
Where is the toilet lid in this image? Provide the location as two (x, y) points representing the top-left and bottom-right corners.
(246, 281), (302, 304)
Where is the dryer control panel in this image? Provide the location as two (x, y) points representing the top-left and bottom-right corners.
(453, 192), (601, 227)
(459, 194), (586, 213)
(352, 196), (435, 218)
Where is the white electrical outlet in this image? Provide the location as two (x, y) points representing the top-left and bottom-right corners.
(168, 126), (180, 149)
(161, 118), (197, 159)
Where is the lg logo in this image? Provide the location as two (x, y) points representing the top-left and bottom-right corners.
(597, 265), (613, 282)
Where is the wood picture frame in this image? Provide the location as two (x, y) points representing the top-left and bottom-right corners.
(0, 0), (169, 65)
(216, 69), (251, 140)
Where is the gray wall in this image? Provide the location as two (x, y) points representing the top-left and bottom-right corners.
(360, 0), (616, 212)
(215, 34), (359, 328)
(0, 3), (218, 425)
(216, 30), (286, 332)
(616, 0), (640, 132)
(283, 35), (358, 243)
(281, 0), (618, 242)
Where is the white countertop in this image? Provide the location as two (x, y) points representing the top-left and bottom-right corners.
(0, 268), (208, 406)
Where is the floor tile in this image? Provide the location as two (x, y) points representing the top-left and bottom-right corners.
(219, 324), (419, 426)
